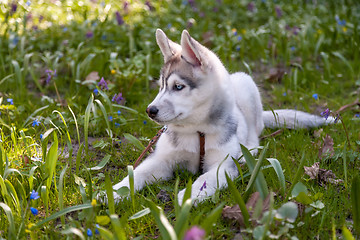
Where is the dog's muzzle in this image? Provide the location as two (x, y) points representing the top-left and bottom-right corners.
(146, 106), (159, 119)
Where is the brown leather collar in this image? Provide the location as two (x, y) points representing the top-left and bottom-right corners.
(134, 127), (206, 173)
(198, 131), (205, 173)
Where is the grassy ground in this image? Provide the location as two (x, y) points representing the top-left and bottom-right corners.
(0, 0), (360, 239)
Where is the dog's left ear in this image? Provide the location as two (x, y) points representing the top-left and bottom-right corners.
(181, 30), (202, 67)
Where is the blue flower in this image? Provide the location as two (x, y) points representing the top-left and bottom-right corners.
(87, 228), (93, 237)
(117, 110), (121, 115)
(167, 23), (172, 29)
(63, 27), (68, 32)
(109, 116), (113, 122)
(40, 134), (43, 139)
(32, 119), (41, 127)
(30, 190), (40, 200)
(7, 98), (14, 105)
(282, 92), (287, 96)
(290, 46), (295, 51)
(93, 88), (99, 95)
(30, 207), (38, 216)
(115, 123), (120, 128)
(95, 224), (100, 235)
(237, 36), (242, 41)
(236, 46), (240, 51)
(143, 120), (147, 125)
(355, 113), (360, 118)
(312, 93), (318, 100)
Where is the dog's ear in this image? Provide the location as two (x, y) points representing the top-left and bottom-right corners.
(180, 30), (202, 67)
(156, 29), (181, 62)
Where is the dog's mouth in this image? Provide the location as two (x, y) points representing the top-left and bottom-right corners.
(151, 113), (183, 125)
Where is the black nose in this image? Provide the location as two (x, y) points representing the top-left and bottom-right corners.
(146, 106), (159, 119)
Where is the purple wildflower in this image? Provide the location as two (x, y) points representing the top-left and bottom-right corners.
(10, 2), (17, 15)
(112, 93), (123, 104)
(200, 181), (206, 191)
(30, 190), (40, 200)
(184, 226), (205, 240)
(321, 108), (330, 120)
(86, 31), (94, 38)
(334, 114), (340, 123)
(145, 1), (155, 11)
(275, 6), (282, 18)
(39, 15), (44, 22)
(115, 11), (124, 25)
(98, 77), (108, 90)
(123, 1), (129, 13)
(247, 2), (255, 12)
(45, 69), (56, 84)
(30, 207), (39, 216)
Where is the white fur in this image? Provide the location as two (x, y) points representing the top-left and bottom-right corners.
(101, 29), (334, 205)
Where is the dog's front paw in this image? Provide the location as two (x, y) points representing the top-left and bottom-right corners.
(96, 188), (128, 205)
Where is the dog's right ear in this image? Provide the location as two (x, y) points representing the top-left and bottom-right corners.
(156, 29), (181, 62)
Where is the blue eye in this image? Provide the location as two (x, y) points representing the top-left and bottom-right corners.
(174, 84), (185, 91)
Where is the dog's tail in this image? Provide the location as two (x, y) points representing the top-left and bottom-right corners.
(262, 109), (336, 129)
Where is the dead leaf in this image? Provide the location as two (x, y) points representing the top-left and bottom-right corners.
(318, 134), (334, 160)
(313, 128), (323, 138)
(222, 192), (271, 228)
(266, 67), (286, 83)
(85, 71), (100, 82)
(304, 162), (343, 186)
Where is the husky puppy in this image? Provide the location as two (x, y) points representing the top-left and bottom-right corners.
(109, 29), (334, 204)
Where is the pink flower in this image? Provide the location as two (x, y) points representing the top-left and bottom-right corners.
(184, 226), (205, 240)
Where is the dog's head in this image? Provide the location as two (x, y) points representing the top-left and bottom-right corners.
(146, 29), (228, 126)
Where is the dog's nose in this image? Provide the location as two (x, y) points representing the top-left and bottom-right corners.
(146, 106), (159, 119)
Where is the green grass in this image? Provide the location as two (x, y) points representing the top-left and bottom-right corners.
(0, 0), (360, 239)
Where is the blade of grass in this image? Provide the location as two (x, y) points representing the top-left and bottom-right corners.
(266, 158), (286, 196)
(110, 214), (127, 240)
(174, 199), (192, 239)
(242, 144), (269, 201)
(95, 99), (113, 139)
(286, 151), (306, 201)
(87, 154), (111, 171)
(84, 94), (94, 156)
(128, 165), (135, 210)
(58, 164), (68, 226)
(0, 202), (16, 239)
(201, 202), (226, 233)
(225, 172), (250, 228)
(104, 173), (115, 215)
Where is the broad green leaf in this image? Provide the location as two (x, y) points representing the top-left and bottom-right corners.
(342, 226), (355, 240)
(105, 173), (115, 215)
(225, 173), (250, 228)
(129, 208), (151, 221)
(33, 203), (93, 228)
(291, 182), (308, 198)
(275, 202), (298, 223)
(87, 154), (111, 171)
(147, 200), (177, 240)
(242, 144), (269, 200)
(174, 199), (192, 238)
(295, 192), (313, 205)
(267, 158), (286, 196)
(110, 214), (127, 240)
(0, 202), (15, 238)
(310, 200), (325, 209)
(123, 133), (145, 151)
